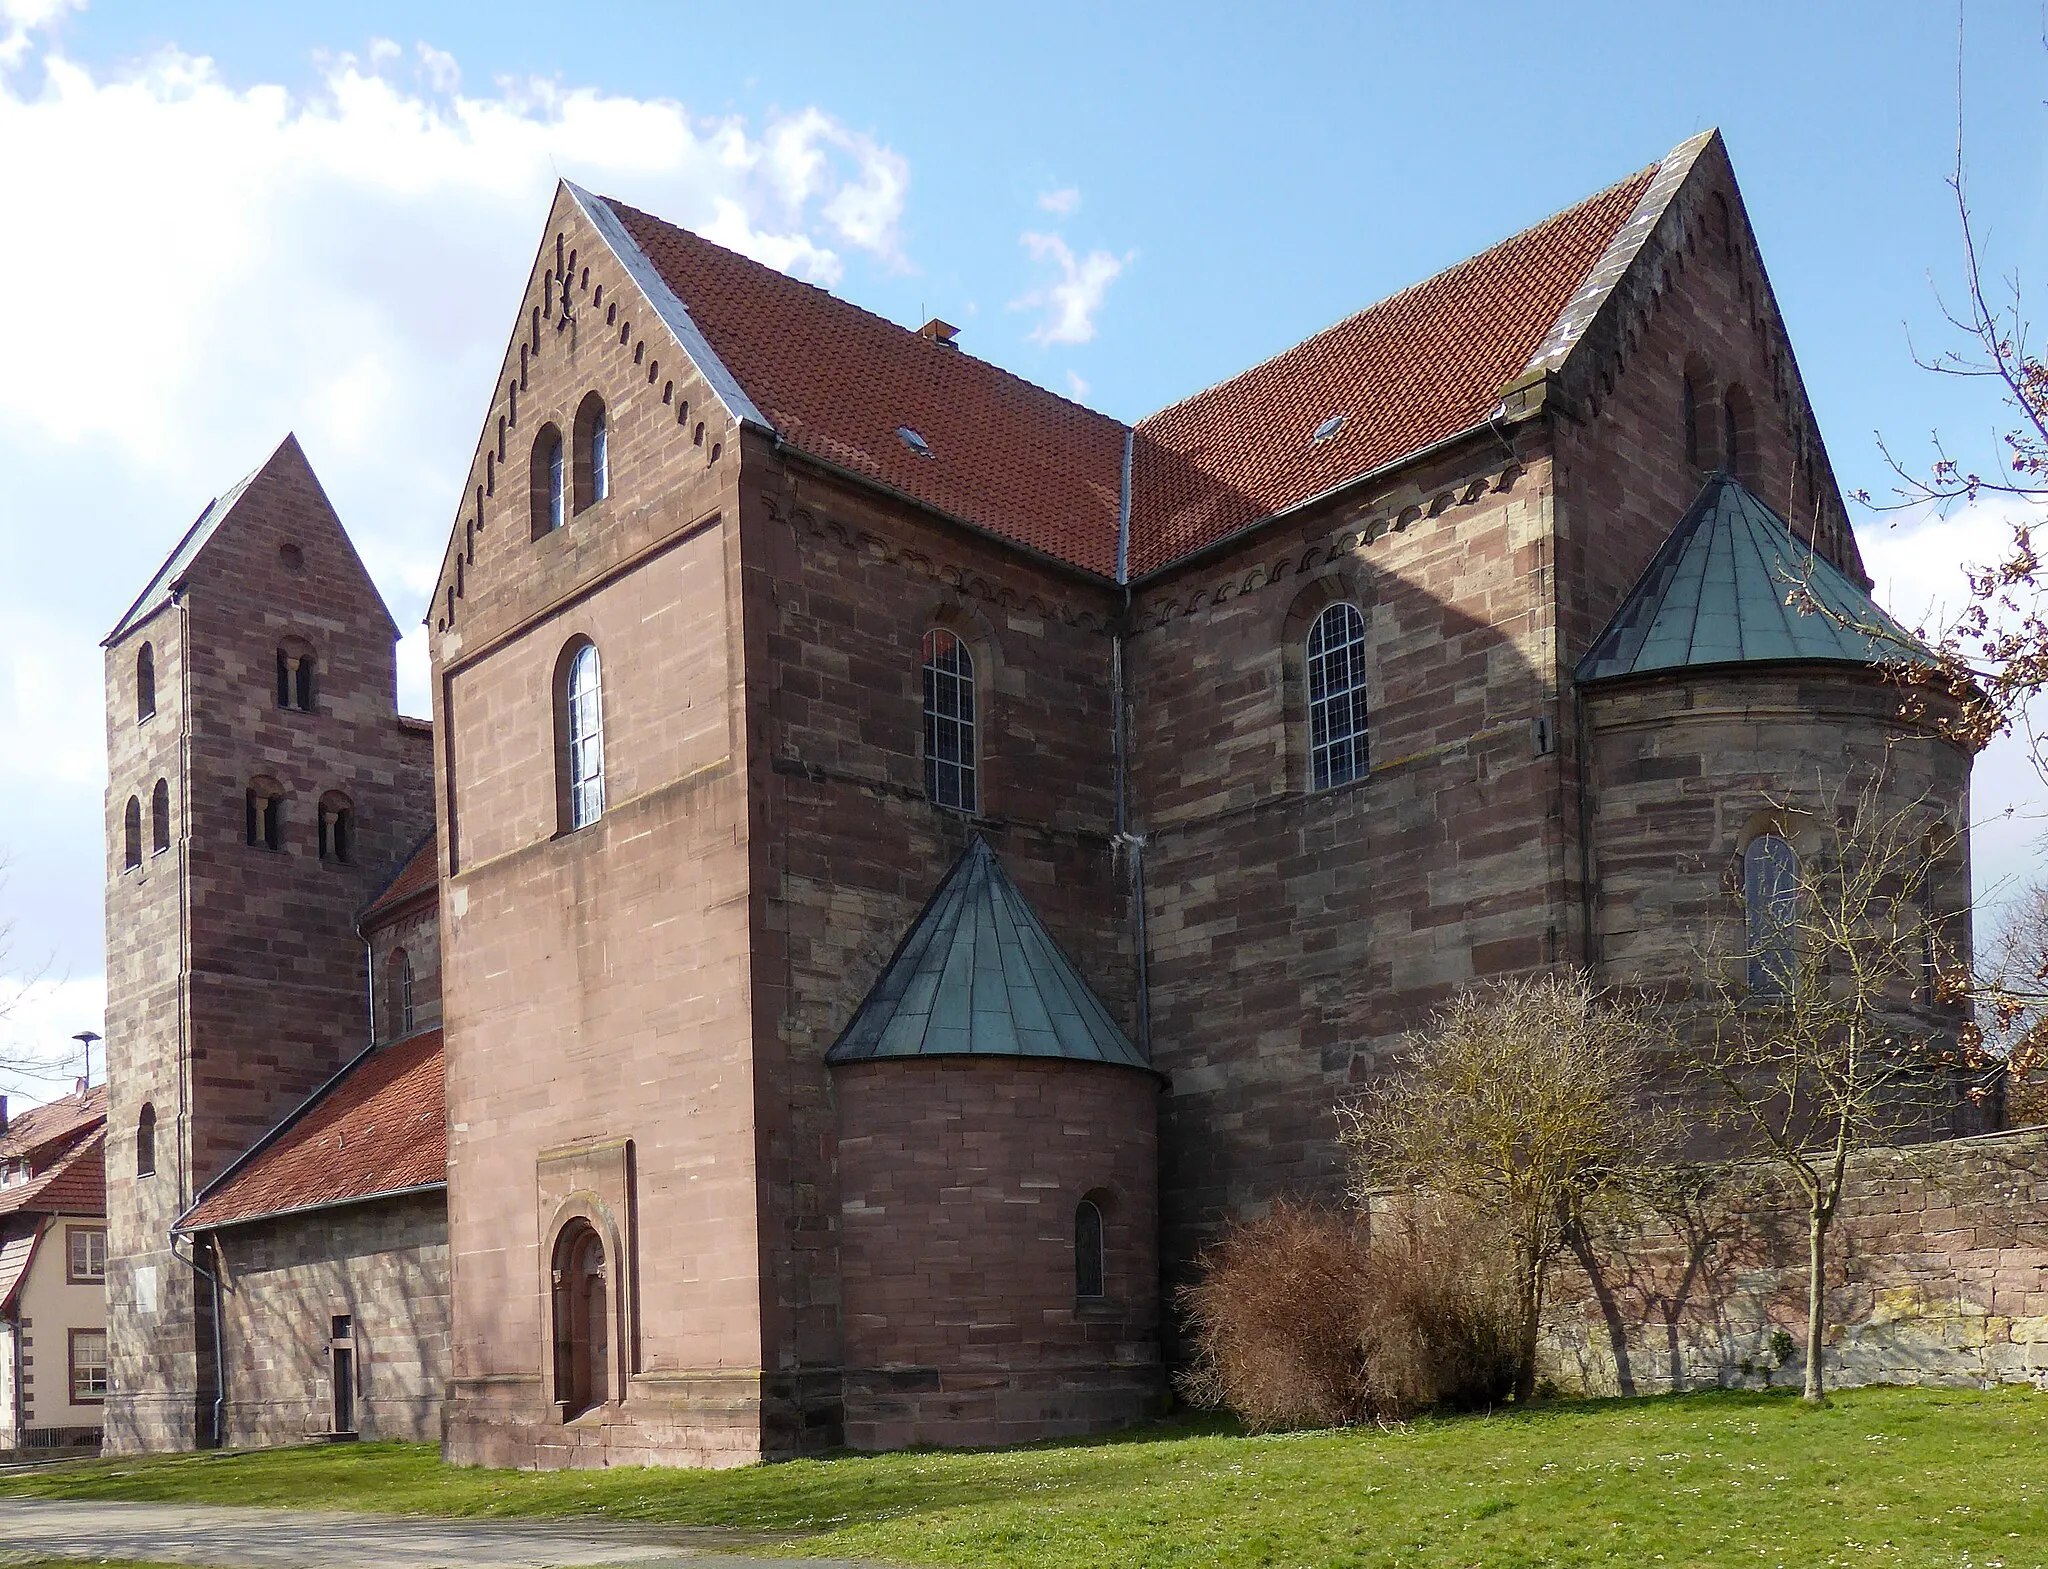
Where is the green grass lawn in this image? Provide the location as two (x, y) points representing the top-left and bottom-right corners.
(2, 1385), (2044, 1567)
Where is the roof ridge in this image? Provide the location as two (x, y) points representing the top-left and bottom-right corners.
(598, 194), (1129, 434)
(1135, 160), (1661, 431)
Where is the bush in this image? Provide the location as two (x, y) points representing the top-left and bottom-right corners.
(1176, 1201), (1520, 1430)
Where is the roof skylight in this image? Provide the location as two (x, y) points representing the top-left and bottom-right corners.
(897, 426), (934, 458)
(1312, 414), (1347, 444)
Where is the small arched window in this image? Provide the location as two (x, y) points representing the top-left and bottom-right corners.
(561, 643), (605, 831)
(531, 425), (566, 539)
(399, 947), (416, 1035)
(1722, 386), (1753, 482)
(1074, 1198), (1105, 1300)
(319, 792), (354, 864)
(573, 393), (609, 513)
(122, 796), (142, 870)
(136, 1103), (157, 1179)
(150, 779), (170, 856)
(1306, 603), (1369, 791)
(245, 777), (285, 852)
(136, 644), (156, 723)
(1682, 374), (1701, 469)
(921, 629), (977, 813)
(1744, 832), (1800, 997)
(275, 643), (315, 712)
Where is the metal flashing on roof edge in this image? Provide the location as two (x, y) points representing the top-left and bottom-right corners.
(564, 181), (773, 436)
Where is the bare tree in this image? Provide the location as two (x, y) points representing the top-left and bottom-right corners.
(1690, 784), (1967, 1403)
(1340, 972), (1666, 1404)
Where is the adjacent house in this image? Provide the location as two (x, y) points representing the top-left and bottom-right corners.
(0, 1085), (109, 1450)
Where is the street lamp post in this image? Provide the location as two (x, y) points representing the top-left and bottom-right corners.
(72, 1031), (100, 1090)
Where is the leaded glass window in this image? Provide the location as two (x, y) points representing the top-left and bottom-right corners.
(1744, 833), (1799, 997)
(1307, 602), (1369, 791)
(922, 629), (977, 813)
(565, 643), (605, 830)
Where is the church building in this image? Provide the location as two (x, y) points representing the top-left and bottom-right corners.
(98, 129), (1976, 1464)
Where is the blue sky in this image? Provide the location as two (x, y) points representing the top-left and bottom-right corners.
(0, 0), (2043, 1097)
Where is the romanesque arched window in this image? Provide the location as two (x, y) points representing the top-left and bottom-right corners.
(1682, 374), (1701, 469)
(573, 393), (609, 513)
(1722, 385), (1754, 482)
(245, 777), (285, 852)
(550, 1219), (608, 1419)
(1074, 1197), (1105, 1300)
(532, 424), (566, 538)
(122, 796), (142, 870)
(1306, 602), (1369, 791)
(275, 641), (316, 712)
(150, 778), (170, 856)
(1744, 832), (1800, 997)
(136, 643), (156, 723)
(136, 1103), (156, 1178)
(319, 792), (355, 865)
(559, 642), (605, 831)
(921, 629), (977, 812)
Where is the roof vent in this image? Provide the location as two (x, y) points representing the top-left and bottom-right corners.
(1312, 414), (1347, 444)
(897, 426), (934, 458)
(917, 318), (960, 349)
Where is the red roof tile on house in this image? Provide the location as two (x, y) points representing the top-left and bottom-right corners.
(0, 1223), (40, 1315)
(1126, 167), (1657, 575)
(0, 1128), (105, 1221)
(360, 832), (437, 930)
(0, 1083), (106, 1165)
(183, 1030), (445, 1230)
(605, 199), (1130, 578)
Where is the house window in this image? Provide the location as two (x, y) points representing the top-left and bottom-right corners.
(67, 1226), (106, 1284)
(245, 778), (285, 851)
(561, 642), (605, 831)
(123, 796), (142, 870)
(136, 643), (156, 723)
(574, 393), (609, 512)
(921, 629), (977, 813)
(1306, 602), (1369, 790)
(275, 644), (315, 711)
(319, 793), (355, 864)
(532, 425), (566, 538)
(1744, 833), (1800, 997)
(69, 1329), (108, 1404)
(136, 1102), (157, 1178)
(550, 1219), (609, 1420)
(1074, 1198), (1105, 1300)
(151, 778), (171, 856)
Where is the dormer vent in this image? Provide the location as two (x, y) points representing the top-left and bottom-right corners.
(917, 318), (960, 349)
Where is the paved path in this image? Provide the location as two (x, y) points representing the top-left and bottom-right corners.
(0, 1499), (886, 1568)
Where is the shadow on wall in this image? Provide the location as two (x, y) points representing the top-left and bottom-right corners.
(1543, 1127), (2048, 1397)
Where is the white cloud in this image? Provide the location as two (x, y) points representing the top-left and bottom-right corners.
(1066, 369), (1090, 399)
(1011, 231), (1131, 346)
(0, 22), (913, 1009)
(1037, 186), (1080, 217)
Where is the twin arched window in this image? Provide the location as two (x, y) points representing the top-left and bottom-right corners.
(1306, 603), (1369, 791)
(1744, 832), (1799, 997)
(246, 778), (285, 851)
(921, 629), (977, 813)
(136, 644), (156, 723)
(561, 643), (606, 831)
(276, 644), (315, 712)
(319, 792), (355, 864)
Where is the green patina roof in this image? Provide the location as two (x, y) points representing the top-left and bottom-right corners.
(826, 837), (1151, 1072)
(1576, 473), (1928, 684)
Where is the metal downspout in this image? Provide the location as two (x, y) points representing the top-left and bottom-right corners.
(169, 1234), (223, 1448)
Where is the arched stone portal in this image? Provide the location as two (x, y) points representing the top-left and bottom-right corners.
(550, 1220), (609, 1419)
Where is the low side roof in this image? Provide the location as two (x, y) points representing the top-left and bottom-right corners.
(0, 1128), (105, 1221)
(0, 1084), (106, 1165)
(828, 837), (1150, 1071)
(1576, 473), (1926, 683)
(182, 1030), (445, 1231)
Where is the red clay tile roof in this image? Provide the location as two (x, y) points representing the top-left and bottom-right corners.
(183, 1030), (445, 1230)
(605, 199), (1130, 578)
(599, 156), (1660, 583)
(360, 832), (437, 929)
(0, 1084), (106, 1164)
(1127, 167), (1657, 575)
(0, 1223), (38, 1314)
(0, 1128), (104, 1220)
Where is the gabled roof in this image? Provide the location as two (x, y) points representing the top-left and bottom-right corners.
(1576, 473), (1925, 684)
(359, 832), (437, 930)
(103, 468), (263, 646)
(0, 1128), (105, 1221)
(0, 1083), (105, 1165)
(592, 192), (1129, 578)
(576, 137), (1699, 583)
(182, 1029), (445, 1231)
(1127, 164), (1659, 575)
(827, 837), (1150, 1071)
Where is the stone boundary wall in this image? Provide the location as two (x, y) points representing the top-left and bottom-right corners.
(1541, 1126), (2048, 1396)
